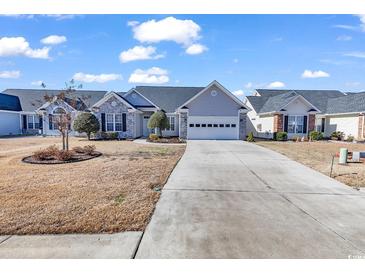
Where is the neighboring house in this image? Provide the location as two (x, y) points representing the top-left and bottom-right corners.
(0, 93), (22, 136)
(245, 89), (365, 140)
(0, 81), (249, 140)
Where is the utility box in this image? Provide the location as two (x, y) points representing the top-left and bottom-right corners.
(339, 148), (348, 164)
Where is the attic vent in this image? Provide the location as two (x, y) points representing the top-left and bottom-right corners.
(211, 90), (218, 97)
(280, 109), (286, 111)
(111, 101), (117, 107)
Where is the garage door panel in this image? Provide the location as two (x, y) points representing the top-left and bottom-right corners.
(187, 116), (238, 140)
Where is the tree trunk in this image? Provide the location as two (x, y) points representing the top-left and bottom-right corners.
(87, 132), (91, 140)
(62, 132), (66, 150)
(66, 129), (69, 151)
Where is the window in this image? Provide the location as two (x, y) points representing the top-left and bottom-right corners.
(115, 114), (122, 131)
(51, 108), (68, 131)
(213, 124), (218, 127)
(287, 115), (305, 134)
(189, 124), (194, 127)
(219, 124), (224, 127)
(225, 124), (230, 127)
(195, 124), (201, 127)
(106, 114), (114, 131)
(202, 124), (207, 127)
(27, 115), (40, 130)
(231, 124), (236, 128)
(167, 116), (175, 131)
(257, 124), (262, 131)
(208, 124), (212, 127)
(27, 115), (34, 129)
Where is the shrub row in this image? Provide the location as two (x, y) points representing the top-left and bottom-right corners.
(33, 145), (75, 161)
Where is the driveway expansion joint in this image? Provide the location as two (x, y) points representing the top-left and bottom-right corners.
(0, 236), (12, 246)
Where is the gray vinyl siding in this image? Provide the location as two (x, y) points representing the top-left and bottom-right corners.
(186, 85), (241, 116)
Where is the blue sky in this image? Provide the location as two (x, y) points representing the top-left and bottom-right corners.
(0, 14), (364, 98)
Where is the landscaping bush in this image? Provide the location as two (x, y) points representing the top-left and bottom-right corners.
(107, 132), (119, 140)
(54, 149), (74, 161)
(346, 135), (354, 142)
(147, 111), (169, 137)
(247, 132), (255, 142)
(73, 112), (100, 140)
(309, 131), (324, 141)
(148, 133), (159, 141)
(331, 131), (344, 141)
(275, 131), (288, 141)
(72, 145), (96, 155)
(33, 145), (59, 160)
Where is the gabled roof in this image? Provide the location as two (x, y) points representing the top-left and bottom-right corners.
(247, 89), (345, 114)
(0, 93), (22, 111)
(1, 89), (108, 112)
(326, 92), (365, 114)
(134, 86), (204, 113)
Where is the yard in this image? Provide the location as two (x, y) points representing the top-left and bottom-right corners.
(256, 140), (365, 188)
(0, 136), (185, 235)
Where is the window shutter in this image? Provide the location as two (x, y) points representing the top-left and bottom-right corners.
(321, 118), (325, 133)
(122, 113), (127, 132)
(303, 116), (308, 134)
(48, 114), (53, 130)
(39, 116), (43, 130)
(22, 115), (27, 130)
(101, 113), (106, 132)
(284, 115), (288, 132)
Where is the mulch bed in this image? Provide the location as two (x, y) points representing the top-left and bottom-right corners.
(22, 151), (102, 165)
(147, 137), (186, 144)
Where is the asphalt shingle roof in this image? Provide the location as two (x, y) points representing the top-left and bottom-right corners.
(1, 89), (108, 111)
(248, 89), (345, 114)
(134, 86), (205, 113)
(0, 93), (22, 111)
(326, 92), (365, 114)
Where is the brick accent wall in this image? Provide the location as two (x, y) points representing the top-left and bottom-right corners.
(308, 114), (316, 133)
(273, 114), (283, 132)
(359, 114), (365, 141)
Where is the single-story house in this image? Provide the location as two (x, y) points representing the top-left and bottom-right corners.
(0, 81), (249, 140)
(245, 89), (365, 141)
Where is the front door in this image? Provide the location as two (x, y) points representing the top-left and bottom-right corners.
(143, 115), (152, 137)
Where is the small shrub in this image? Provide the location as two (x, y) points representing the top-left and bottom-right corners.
(346, 135), (354, 142)
(247, 132), (255, 142)
(107, 132), (119, 140)
(148, 133), (159, 141)
(331, 131), (344, 141)
(72, 145), (96, 155)
(276, 131), (288, 141)
(33, 145), (59, 160)
(309, 131), (324, 141)
(54, 149), (74, 161)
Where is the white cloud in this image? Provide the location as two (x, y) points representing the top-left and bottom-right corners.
(0, 70), (20, 79)
(73, 72), (122, 83)
(128, 67), (169, 84)
(127, 20), (139, 27)
(41, 35), (67, 45)
(44, 15), (78, 20)
(355, 14), (365, 31)
(1, 14), (77, 20)
(119, 46), (164, 63)
(336, 35), (352, 41)
(0, 37), (50, 59)
(267, 81), (286, 88)
(244, 82), (253, 89)
(31, 80), (44, 86)
(232, 90), (244, 97)
(185, 43), (207, 55)
(333, 24), (358, 31)
(233, 58), (239, 63)
(344, 51), (365, 58)
(130, 17), (201, 46)
(301, 70), (330, 78)
(345, 82), (361, 87)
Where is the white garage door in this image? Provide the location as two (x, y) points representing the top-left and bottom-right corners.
(187, 116), (239, 140)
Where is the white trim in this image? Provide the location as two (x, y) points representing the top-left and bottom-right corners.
(36, 97), (77, 113)
(93, 92), (137, 110)
(0, 109), (21, 114)
(137, 107), (158, 112)
(280, 94), (321, 113)
(177, 80), (250, 110)
(124, 88), (160, 109)
(324, 112), (365, 116)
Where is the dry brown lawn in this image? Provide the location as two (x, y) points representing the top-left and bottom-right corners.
(256, 140), (365, 188)
(0, 136), (185, 235)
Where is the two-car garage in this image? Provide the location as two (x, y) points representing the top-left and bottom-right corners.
(187, 116), (239, 140)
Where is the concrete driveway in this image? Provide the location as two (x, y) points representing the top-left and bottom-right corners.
(136, 140), (365, 258)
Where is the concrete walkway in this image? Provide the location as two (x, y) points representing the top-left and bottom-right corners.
(136, 140), (365, 258)
(0, 232), (142, 259)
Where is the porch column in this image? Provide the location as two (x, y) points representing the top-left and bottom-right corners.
(308, 114), (316, 132)
(273, 114), (283, 132)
